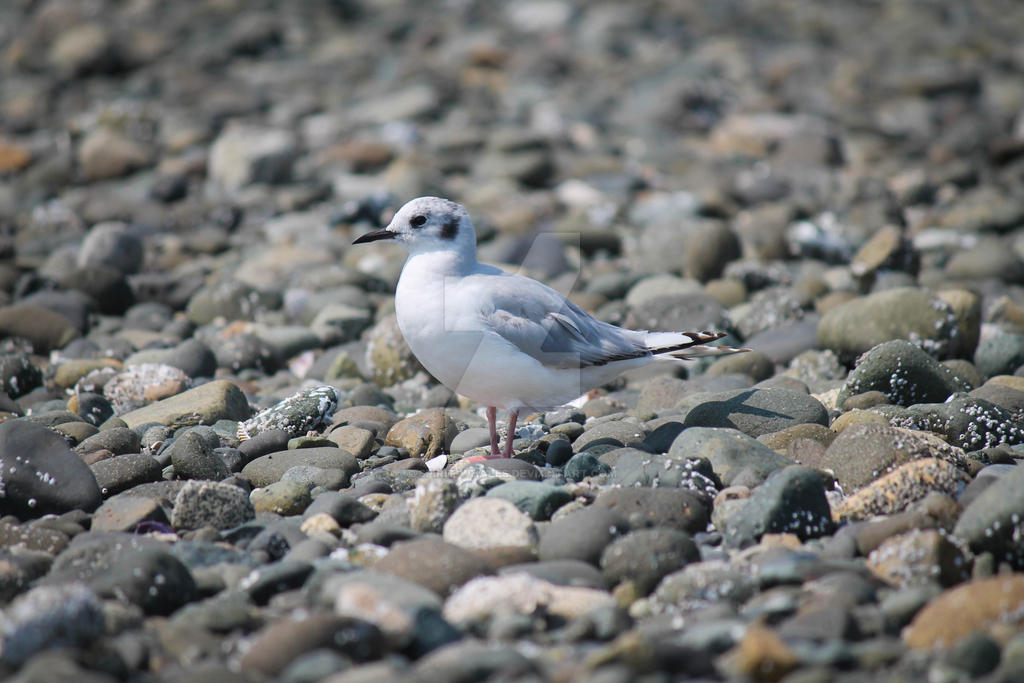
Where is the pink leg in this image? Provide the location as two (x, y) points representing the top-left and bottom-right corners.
(501, 410), (519, 459)
(486, 406), (499, 456)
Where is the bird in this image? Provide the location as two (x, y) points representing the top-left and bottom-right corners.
(353, 196), (749, 459)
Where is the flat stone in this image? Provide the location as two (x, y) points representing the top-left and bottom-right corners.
(904, 576), (1024, 649)
(118, 380), (252, 430)
(682, 387), (828, 437)
(241, 447), (358, 487)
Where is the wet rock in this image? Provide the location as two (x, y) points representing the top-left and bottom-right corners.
(0, 419), (102, 519)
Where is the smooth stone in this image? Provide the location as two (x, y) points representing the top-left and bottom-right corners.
(90, 453), (163, 496)
(90, 494), (169, 533)
(450, 427), (491, 455)
(953, 462), (1024, 567)
(250, 480), (313, 516)
(817, 287), (962, 363)
(0, 419), (102, 519)
(443, 573), (614, 624)
(682, 387), (828, 437)
(238, 428), (291, 463)
(281, 465), (348, 491)
(171, 480), (255, 531)
(484, 480), (572, 520)
(0, 305), (79, 354)
(169, 430), (230, 481)
(237, 614), (384, 676)
(572, 421), (648, 452)
(591, 487), (709, 535)
(118, 380), (251, 430)
(974, 326), (1024, 378)
(723, 466), (833, 548)
(442, 497), (538, 552)
(668, 427), (794, 486)
(605, 448), (720, 496)
(242, 447), (358, 487)
(903, 576), (1024, 649)
(600, 527), (700, 594)
(327, 425), (376, 459)
(373, 537), (492, 597)
(304, 491), (377, 526)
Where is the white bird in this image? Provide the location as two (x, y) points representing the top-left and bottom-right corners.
(354, 197), (748, 459)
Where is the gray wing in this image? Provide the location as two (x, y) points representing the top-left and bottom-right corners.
(464, 271), (648, 369)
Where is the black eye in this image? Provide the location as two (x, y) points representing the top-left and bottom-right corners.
(410, 215), (426, 228)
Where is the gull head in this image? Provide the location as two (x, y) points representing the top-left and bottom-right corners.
(352, 196), (476, 256)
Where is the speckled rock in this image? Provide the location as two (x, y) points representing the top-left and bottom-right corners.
(866, 529), (969, 587)
(822, 423), (967, 490)
(238, 385), (341, 440)
(171, 480), (255, 531)
(833, 458), (970, 521)
(837, 340), (970, 407)
(888, 395), (1024, 451)
(442, 497), (538, 552)
(722, 466), (833, 548)
(409, 476), (458, 533)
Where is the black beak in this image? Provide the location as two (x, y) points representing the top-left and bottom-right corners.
(352, 228), (396, 245)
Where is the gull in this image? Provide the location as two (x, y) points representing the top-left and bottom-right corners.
(354, 197), (749, 459)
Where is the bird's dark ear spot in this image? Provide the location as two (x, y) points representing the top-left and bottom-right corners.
(410, 215), (427, 228)
(441, 218), (458, 240)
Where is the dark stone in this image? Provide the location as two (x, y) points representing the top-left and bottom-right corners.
(0, 419), (102, 519)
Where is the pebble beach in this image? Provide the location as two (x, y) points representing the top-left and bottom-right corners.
(1, 1), (1024, 681)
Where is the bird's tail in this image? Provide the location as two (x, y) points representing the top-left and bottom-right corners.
(644, 330), (751, 360)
